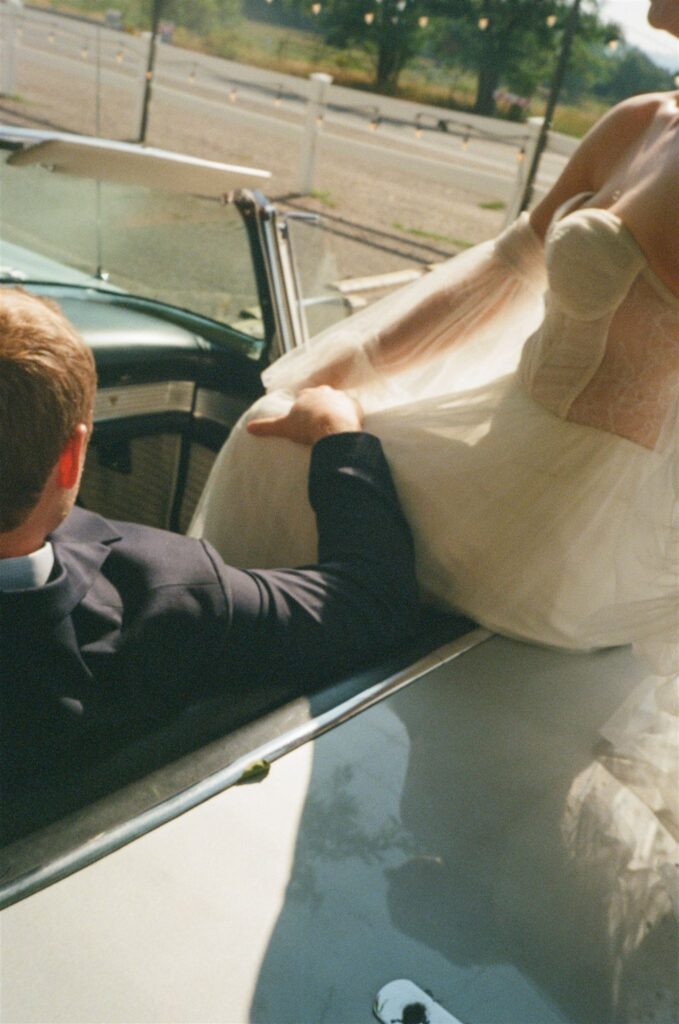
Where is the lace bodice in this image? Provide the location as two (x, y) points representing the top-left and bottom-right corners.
(519, 203), (679, 449)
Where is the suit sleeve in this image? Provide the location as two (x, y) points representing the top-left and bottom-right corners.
(206, 432), (420, 695)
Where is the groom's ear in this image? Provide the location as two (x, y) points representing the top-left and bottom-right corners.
(56, 423), (89, 490)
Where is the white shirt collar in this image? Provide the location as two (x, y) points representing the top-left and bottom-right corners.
(0, 541), (55, 591)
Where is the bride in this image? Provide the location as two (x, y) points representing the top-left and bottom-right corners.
(191, 0), (679, 678)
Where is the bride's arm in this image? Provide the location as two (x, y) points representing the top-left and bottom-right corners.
(264, 213), (547, 394)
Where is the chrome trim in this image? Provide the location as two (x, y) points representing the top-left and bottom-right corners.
(0, 628), (492, 909)
(93, 381), (194, 422)
(193, 389), (249, 430)
(258, 208), (299, 359)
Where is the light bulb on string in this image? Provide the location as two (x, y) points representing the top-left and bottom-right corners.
(188, 64), (196, 83)
(275, 85), (282, 107)
(517, 145), (525, 163)
(81, 43), (89, 60)
(546, 14), (557, 27)
(370, 114), (380, 131)
(364, 11), (374, 24)
(229, 85), (238, 102)
(418, 15), (429, 27)
(116, 49), (124, 63)
(461, 132), (470, 150)
(311, 2), (322, 14)
(607, 38), (619, 51)
(396, 0), (406, 10)
(48, 30), (55, 44)
(478, 17), (489, 30)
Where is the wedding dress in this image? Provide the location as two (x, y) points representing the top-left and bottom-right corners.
(190, 192), (679, 678)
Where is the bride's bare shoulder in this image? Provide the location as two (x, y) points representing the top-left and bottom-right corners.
(530, 95), (667, 238)
(594, 92), (667, 136)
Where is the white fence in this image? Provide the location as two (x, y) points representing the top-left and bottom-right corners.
(0, 5), (579, 221)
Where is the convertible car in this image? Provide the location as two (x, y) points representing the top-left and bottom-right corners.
(0, 127), (676, 1024)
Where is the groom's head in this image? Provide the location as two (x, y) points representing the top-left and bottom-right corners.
(0, 288), (96, 548)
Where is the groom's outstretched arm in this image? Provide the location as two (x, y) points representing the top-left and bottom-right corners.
(210, 388), (420, 697)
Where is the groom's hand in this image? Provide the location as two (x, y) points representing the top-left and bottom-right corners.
(247, 386), (364, 446)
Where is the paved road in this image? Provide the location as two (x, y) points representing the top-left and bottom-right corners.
(0, 5), (576, 289)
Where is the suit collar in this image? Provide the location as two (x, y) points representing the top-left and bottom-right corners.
(0, 508), (121, 624)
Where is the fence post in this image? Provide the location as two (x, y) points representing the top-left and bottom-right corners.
(1, 7), (17, 97)
(298, 71), (333, 195)
(504, 116), (543, 225)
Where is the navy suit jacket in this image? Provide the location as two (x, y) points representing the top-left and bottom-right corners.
(1, 433), (418, 802)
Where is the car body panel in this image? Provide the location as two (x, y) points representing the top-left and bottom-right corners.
(6, 131), (271, 195)
(2, 637), (674, 1024)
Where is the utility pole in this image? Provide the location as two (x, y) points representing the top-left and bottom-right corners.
(138, 0), (164, 143)
(518, 0), (583, 213)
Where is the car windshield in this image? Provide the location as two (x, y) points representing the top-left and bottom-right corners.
(0, 148), (265, 338)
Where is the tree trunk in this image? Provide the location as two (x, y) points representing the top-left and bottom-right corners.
(474, 38), (501, 115)
(375, 38), (406, 93)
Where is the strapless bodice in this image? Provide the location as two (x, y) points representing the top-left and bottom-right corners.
(519, 200), (679, 448)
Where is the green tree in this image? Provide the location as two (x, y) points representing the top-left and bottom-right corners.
(429, 0), (606, 115)
(592, 45), (675, 102)
(284, 0), (435, 93)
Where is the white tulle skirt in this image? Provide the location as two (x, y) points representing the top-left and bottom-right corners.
(190, 374), (677, 675)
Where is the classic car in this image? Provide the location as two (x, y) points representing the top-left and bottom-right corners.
(0, 126), (676, 1024)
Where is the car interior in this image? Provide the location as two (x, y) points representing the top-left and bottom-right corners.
(0, 283), (473, 901)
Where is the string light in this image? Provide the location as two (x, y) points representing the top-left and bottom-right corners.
(396, 0), (406, 10)
(229, 85), (238, 102)
(311, 2), (322, 14)
(275, 85), (282, 106)
(461, 132), (470, 149)
(145, 69), (153, 81)
(546, 14), (557, 27)
(517, 145), (526, 163)
(188, 64), (196, 83)
(48, 30), (55, 44)
(418, 15), (429, 28)
(370, 114), (380, 131)
(607, 38), (619, 50)
(81, 44), (89, 60)
(116, 49), (124, 63)
(316, 109), (325, 126)
(364, 11), (375, 24)
(478, 16), (489, 30)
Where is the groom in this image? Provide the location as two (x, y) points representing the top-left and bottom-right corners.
(0, 288), (419, 787)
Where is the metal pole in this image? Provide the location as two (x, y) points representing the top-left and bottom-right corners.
(298, 72), (333, 195)
(518, 0), (582, 213)
(1, 6), (17, 97)
(138, 0), (163, 144)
